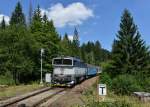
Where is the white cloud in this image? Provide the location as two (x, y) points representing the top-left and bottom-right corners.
(41, 2), (94, 28)
(0, 14), (10, 25)
(68, 35), (81, 41)
(68, 35), (74, 41)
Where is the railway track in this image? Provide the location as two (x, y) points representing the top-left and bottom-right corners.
(0, 87), (66, 107)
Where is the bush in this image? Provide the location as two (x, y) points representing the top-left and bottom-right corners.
(135, 73), (150, 92)
(0, 72), (15, 85)
(142, 77), (150, 92)
(82, 100), (132, 107)
(112, 75), (142, 95)
(100, 72), (112, 88)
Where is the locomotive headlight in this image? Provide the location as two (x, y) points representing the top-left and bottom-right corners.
(70, 81), (74, 84)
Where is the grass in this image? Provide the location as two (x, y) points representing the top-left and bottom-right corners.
(79, 84), (150, 107)
(0, 84), (44, 100)
(106, 91), (150, 107)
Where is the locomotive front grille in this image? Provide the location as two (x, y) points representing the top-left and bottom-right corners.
(53, 75), (72, 83)
(60, 67), (64, 75)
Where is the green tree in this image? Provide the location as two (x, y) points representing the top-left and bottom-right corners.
(30, 9), (60, 74)
(73, 27), (80, 47)
(0, 27), (35, 84)
(80, 41), (110, 65)
(61, 33), (72, 56)
(111, 9), (150, 76)
(10, 2), (26, 26)
(94, 41), (101, 65)
(42, 16), (61, 73)
(72, 27), (80, 57)
(80, 43), (86, 61)
(30, 5), (42, 32)
(0, 16), (6, 29)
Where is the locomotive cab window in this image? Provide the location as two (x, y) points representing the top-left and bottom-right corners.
(53, 58), (72, 65)
(63, 59), (72, 65)
(53, 59), (62, 65)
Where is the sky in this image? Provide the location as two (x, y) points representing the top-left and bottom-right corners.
(0, 0), (150, 51)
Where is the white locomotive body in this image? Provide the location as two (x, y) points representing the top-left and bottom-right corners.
(52, 57), (87, 86)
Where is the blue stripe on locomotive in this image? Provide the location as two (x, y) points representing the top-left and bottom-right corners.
(87, 67), (97, 76)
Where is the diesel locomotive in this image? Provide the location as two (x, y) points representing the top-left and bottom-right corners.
(52, 56), (100, 86)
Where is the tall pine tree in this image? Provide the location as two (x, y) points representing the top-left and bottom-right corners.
(61, 33), (71, 56)
(30, 8), (60, 74)
(73, 27), (80, 47)
(111, 9), (150, 76)
(0, 16), (6, 29)
(10, 2), (26, 26)
(72, 27), (80, 57)
(30, 5), (43, 32)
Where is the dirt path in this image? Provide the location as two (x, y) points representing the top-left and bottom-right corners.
(49, 76), (98, 107)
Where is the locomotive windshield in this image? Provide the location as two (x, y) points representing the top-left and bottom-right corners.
(63, 59), (72, 65)
(53, 59), (62, 65)
(53, 58), (72, 65)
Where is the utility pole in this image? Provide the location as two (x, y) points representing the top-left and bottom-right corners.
(40, 48), (44, 84)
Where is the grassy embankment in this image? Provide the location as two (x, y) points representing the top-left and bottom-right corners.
(0, 84), (44, 100)
(74, 84), (150, 107)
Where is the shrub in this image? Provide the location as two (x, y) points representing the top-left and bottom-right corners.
(100, 60), (114, 77)
(142, 77), (150, 92)
(100, 72), (112, 88)
(112, 75), (142, 95)
(0, 72), (15, 85)
(82, 100), (132, 107)
(135, 73), (150, 92)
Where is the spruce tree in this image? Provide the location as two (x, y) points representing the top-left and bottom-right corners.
(31, 8), (60, 74)
(42, 15), (60, 73)
(94, 41), (102, 64)
(112, 9), (150, 76)
(47, 20), (60, 43)
(73, 27), (80, 47)
(10, 2), (26, 26)
(0, 16), (6, 29)
(80, 43), (86, 61)
(33, 5), (42, 22)
(72, 27), (80, 57)
(61, 33), (71, 55)
(42, 13), (50, 33)
(30, 5), (43, 32)
(43, 13), (48, 23)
